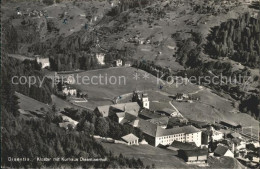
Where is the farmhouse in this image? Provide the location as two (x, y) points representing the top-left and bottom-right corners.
(179, 149), (208, 164)
(114, 111), (138, 125)
(59, 122), (77, 130)
(114, 59), (123, 67)
(63, 75), (75, 84)
(96, 53), (105, 65)
(214, 145), (234, 158)
(176, 93), (189, 101)
(36, 57), (50, 68)
(137, 119), (202, 147)
(124, 61), (132, 67)
(59, 115), (79, 130)
(121, 133), (139, 145)
(62, 86), (77, 96)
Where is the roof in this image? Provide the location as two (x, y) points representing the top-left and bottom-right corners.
(129, 119), (140, 127)
(182, 149), (208, 157)
(95, 102), (140, 117)
(116, 112), (125, 118)
(220, 120), (238, 127)
(95, 105), (110, 117)
(147, 117), (169, 126)
(214, 145), (231, 156)
(162, 108), (175, 115)
(121, 133), (139, 143)
(230, 132), (241, 138)
(170, 141), (197, 150)
(156, 125), (201, 137)
(61, 115), (78, 124)
(139, 109), (162, 119)
(138, 119), (159, 137)
(138, 120), (201, 137)
(232, 138), (242, 145)
(119, 113), (137, 124)
(59, 122), (78, 129)
(110, 102), (140, 115)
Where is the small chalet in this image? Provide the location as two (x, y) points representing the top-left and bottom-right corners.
(96, 53), (105, 65)
(121, 133), (139, 145)
(62, 86), (77, 96)
(36, 57), (50, 68)
(59, 115), (79, 130)
(176, 93), (189, 101)
(124, 61), (132, 67)
(114, 59), (123, 67)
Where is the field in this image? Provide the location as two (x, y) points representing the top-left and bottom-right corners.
(16, 92), (50, 111)
(59, 67), (159, 109)
(16, 92), (51, 118)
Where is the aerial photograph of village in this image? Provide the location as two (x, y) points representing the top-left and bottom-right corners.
(1, 0), (259, 168)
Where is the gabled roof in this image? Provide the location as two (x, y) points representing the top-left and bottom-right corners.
(162, 108), (175, 115)
(116, 112), (125, 118)
(170, 141), (197, 150)
(182, 149), (208, 157)
(220, 120), (238, 127)
(147, 117), (169, 126)
(138, 119), (159, 137)
(95, 105), (110, 117)
(111, 102), (140, 114)
(139, 109), (162, 119)
(95, 102), (140, 117)
(230, 132), (241, 138)
(59, 122), (78, 129)
(214, 145), (231, 156)
(121, 133), (139, 143)
(129, 119), (140, 127)
(119, 113), (137, 124)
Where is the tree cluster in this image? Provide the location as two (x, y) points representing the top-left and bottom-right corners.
(2, 55), (53, 104)
(205, 13), (260, 68)
(76, 110), (144, 141)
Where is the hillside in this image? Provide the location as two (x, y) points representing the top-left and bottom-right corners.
(2, 0), (259, 121)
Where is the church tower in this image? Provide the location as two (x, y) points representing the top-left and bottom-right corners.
(132, 91), (149, 109)
(141, 93), (149, 109)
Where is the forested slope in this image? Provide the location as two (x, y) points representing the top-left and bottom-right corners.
(205, 13), (260, 68)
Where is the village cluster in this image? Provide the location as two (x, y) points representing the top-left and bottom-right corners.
(33, 53), (260, 167)
(56, 88), (259, 166)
